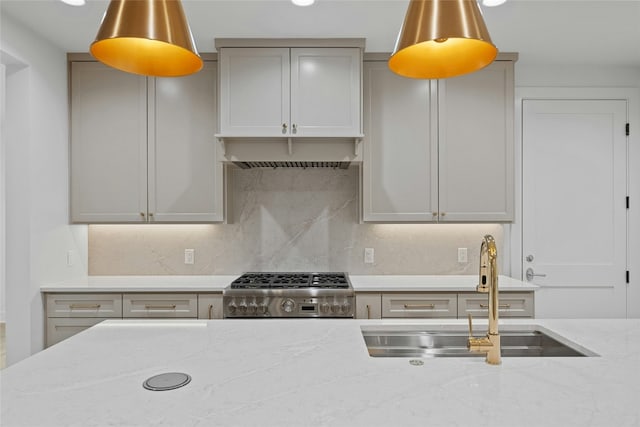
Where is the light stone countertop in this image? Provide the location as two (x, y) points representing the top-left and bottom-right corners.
(40, 274), (537, 292)
(1, 318), (638, 427)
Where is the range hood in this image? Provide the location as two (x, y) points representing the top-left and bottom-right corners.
(216, 136), (363, 169)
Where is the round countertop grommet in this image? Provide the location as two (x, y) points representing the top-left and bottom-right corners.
(143, 372), (191, 391)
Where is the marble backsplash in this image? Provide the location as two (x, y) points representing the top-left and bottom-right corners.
(89, 167), (503, 275)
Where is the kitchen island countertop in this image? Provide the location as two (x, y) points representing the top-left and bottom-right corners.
(40, 274), (537, 292)
(1, 317), (637, 427)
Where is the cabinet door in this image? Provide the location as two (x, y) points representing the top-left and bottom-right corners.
(382, 293), (457, 318)
(198, 294), (223, 319)
(437, 60), (515, 222)
(355, 293), (382, 319)
(362, 61), (438, 221)
(123, 293), (198, 318)
(46, 318), (106, 347)
(219, 47), (290, 136)
(290, 48), (361, 137)
(70, 62), (148, 223)
(149, 61), (223, 222)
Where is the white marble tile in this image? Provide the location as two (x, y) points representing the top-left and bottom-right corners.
(89, 168), (503, 275)
(2, 318), (639, 427)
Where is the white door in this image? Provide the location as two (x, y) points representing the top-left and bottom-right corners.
(522, 99), (628, 318)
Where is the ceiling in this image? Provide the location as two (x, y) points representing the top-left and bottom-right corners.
(2, 0), (640, 67)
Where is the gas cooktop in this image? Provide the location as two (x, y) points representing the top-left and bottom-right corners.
(223, 272), (354, 318)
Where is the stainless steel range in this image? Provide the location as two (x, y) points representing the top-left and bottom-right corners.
(223, 272), (354, 318)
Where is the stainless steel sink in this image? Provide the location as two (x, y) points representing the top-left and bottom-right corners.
(361, 325), (598, 358)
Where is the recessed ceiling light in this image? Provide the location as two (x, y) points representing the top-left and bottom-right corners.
(292, 0), (315, 6)
(482, 0), (507, 6)
(60, 0), (86, 6)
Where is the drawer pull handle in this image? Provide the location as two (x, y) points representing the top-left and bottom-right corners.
(404, 304), (435, 309)
(208, 304), (214, 320)
(366, 304), (371, 319)
(69, 304), (101, 310)
(144, 304), (177, 310)
(479, 303), (511, 309)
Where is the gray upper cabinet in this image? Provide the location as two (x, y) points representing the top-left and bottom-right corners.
(362, 54), (516, 223)
(70, 59), (223, 223)
(362, 61), (438, 221)
(218, 45), (362, 138)
(437, 59), (515, 222)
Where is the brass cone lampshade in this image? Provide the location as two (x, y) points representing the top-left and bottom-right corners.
(389, 0), (498, 79)
(90, 0), (203, 77)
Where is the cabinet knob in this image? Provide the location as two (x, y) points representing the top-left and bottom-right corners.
(432, 212), (438, 217)
(149, 213), (154, 218)
(440, 212), (446, 216)
(292, 123), (297, 134)
(282, 123), (288, 134)
(140, 212), (145, 219)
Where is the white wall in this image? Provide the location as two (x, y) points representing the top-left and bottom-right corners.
(1, 14), (88, 365)
(1, 62), (5, 322)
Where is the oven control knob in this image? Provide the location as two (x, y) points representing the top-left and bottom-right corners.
(238, 302), (248, 314)
(331, 303), (341, 314)
(248, 303), (258, 315)
(227, 302), (237, 315)
(341, 301), (351, 314)
(320, 302), (331, 314)
(258, 304), (269, 315)
(281, 299), (295, 313)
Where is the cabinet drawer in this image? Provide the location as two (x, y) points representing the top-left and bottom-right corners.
(458, 292), (534, 318)
(123, 293), (197, 318)
(197, 294), (223, 319)
(355, 294), (382, 319)
(46, 293), (122, 318)
(46, 317), (106, 347)
(382, 293), (457, 318)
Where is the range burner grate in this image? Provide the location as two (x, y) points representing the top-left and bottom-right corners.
(230, 272), (349, 289)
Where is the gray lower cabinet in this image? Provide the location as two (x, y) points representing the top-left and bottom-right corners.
(198, 294), (223, 320)
(45, 294), (123, 347)
(355, 293), (383, 319)
(356, 291), (535, 319)
(45, 292), (223, 347)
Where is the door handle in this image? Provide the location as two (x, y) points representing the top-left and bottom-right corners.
(525, 267), (547, 281)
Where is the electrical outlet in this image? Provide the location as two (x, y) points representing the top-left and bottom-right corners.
(184, 249), (195, 265)
(364, 248), (375, 264)
(458, 247), (468, 263)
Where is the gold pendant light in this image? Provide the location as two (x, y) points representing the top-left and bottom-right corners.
(90, 0), (203, 77)
(389, 0), (498, 79)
